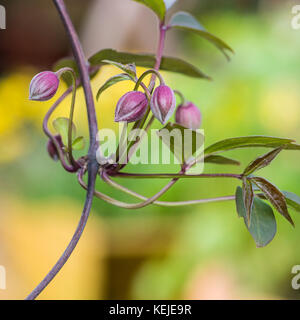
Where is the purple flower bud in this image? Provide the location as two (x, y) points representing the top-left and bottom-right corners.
(47, 135), (63, 161)
(29, 71), (59, 101)
(175, 102), (202, 130)
(115, 91), (148, 122)
(150, 85), (176, 124)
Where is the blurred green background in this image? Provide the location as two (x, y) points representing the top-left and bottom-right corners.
(1, 0), (300, 299)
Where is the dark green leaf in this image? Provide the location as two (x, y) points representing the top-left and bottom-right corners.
(251, 177), (294, 227)
(132, 0), (166, 20)
(88, 49), (210, 79)
(282, 191), (300, 213)
(102, 60), (137, 79)
(235, 187), (277, 247)
(53, 117), (76, 146)
(205, 136), (295, 156)
(96, 74), (134, 101)
(157, 123), (204, 163)
(242, 177), (254, 226)
(204, 155), (240, 166)
(169, 11), (233, 60)
(243, 147), (284, 176)
(72, 136), (85, 151)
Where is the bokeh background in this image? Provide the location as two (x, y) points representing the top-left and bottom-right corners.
(1, 0), (300, 299)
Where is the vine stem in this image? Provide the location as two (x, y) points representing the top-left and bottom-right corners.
(25, 162), (98, 300)
(113, 172), (242, 180)
(26, 0), (99, 300)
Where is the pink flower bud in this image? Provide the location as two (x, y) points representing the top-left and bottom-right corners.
(150, 85), (176, 124)
(47, 135), (63, 161)
(115, 91), (148, 122)
(29, 71), (59, 101)
(175, 102), (202, 130)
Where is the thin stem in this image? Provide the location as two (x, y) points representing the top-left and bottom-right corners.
(57, 67), (79, 169)
(26, 0), (100, 300)
(26, 162), (98, 300)
(113, 172), (242, 180)
(134, 69), (165, 91)
(53, 0), (99, 155)
(103, 174), (236, 207)
(43, 86), (77, 173)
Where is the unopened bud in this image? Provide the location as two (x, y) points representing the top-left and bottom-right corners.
(175, 102), (202, 130)
(115, 91), (148, 122)
(47, 135), (63, 161)
(29, 71), (59, 101)
(150, 85), (176, 124)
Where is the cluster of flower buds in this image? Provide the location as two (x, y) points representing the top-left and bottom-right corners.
(29, 71), (60, 101)
(175, 102), (202, 130)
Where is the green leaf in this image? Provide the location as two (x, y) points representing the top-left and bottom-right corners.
(205, 136), (296, 156)
(88, 49), (210, 79)
(204, 155), (240, 166)
(250, 177), (294, 227)
(132, 0), (166, 20)
(53, 117), (76, 146)
(102, 60), (137, 79)
(243, 147), (284, 176)
(282, 191), (300, 213)
(72, 136), (85, 151)
(169, 11), (234, 60)
(242, 177), (254, 226)
(157, 123), (204, 163)
(235, 187), (277, 247)
(96, 73), (134, 101)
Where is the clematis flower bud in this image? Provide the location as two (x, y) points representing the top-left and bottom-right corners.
(47, 135), (63, 161)
(29, 71), (59, 101)
(150, 85), (176, 124)
(115, 91), (148, 122)
(175, 102), (202, 130)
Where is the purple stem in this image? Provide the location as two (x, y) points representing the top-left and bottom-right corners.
(26, 0), (99, 300)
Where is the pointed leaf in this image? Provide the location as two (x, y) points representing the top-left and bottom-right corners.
(235, 187), (277, 247)
(169, 11), (233, 60)
(157, 123), (204, 163)
(53, 117), (76, 146)
(243, 147), (283, 176)
(282, 191), (300, 213)
(102, 60), (137, 79)
(88, 49), (210, 79)
(205, 136), (296, 156)
(96, 74), (134, 101)
(251, 177), (294, 227)
(204, 155), (240, 166)
(242, 177), (254, 226)
(72, 136), (85, 151)
(132, 0), (166, 20)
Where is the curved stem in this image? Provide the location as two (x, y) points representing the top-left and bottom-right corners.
(26, 162), (98, 300)
(26, 0), (100, 300)
(134, 69), (165, 91)
(103, 174), (236, 207)
(113, 172), (242, 180)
